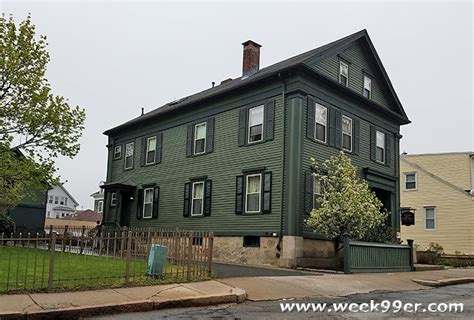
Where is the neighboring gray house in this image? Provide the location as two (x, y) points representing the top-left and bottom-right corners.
(46, 184), (79, 219)
(90, 189), (104, 213)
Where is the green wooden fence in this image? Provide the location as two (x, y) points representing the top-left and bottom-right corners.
(343, 234), (414, 273)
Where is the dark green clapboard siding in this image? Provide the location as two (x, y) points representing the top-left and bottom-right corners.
(312, 42), (390, 109)
(299, 89), (399, 234)
(108, 94), (284, 233)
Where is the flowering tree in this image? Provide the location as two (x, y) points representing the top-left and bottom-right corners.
(307, 151), (385, 254)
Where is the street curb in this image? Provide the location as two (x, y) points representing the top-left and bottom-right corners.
(412, 277), (474, 287)
(0, 289), (247, 320)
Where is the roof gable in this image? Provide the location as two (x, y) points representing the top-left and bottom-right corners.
(104, 30), (409, 134)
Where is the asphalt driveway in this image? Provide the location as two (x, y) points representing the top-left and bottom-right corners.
(212, 262), (312, 278)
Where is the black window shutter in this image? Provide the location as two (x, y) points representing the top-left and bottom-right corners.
(206, 117), (215, 154)
(136, 189), (144, 220)
(385, 132), (391, 165)
(235, 175), (244, 214)
(204, 180), (212, 216)
(183, 182), (191, 217)
(306, 96), (315, 140)
(156, 132), (163, 164)
(353, 118), (360, 155)
(140, 137), (147, 166)
(335, 109), (342, 149)
(262, 172), (272, 213)
(329, 107), (336, 147)
(238, 109), (247, 146)
(304, 169), (314, 214)
(370, 125), (376, 161)
(186, 124), (193, 157)
(152, 186), (159, 219)
(264, 100), (275, 141)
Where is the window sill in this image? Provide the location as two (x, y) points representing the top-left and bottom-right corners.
(241, 140), (267, 147)
(241, 212), (264, 216)
(403, 188), (418, 192)
(187, 215), (206, 218)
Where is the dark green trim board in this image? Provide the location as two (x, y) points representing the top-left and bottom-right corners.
(285, 96), (304, 236)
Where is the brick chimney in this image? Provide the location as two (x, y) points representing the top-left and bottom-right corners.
(242, 40), (262, 77)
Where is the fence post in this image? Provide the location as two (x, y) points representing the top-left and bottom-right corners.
(62, 225), (68, 252)
(343, 233), (350, 274)
(186, 232), (193, 281)
(48, 232), (57, 290)
(407, 239), (415, 271)
(207, 232), (214, 278)
(80, 225), (86, 254)
(48, 225), (53, 250)
(124, 231), (132, 286)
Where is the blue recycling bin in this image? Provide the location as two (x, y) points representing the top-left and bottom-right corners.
(147, 244), (167, 277)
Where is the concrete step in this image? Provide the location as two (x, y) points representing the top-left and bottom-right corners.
(414, 264), (446, 271)
(297, 257), (338, 270)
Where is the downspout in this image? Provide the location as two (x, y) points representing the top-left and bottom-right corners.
(276, 72), (287, 257)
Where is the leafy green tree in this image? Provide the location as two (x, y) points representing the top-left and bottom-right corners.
(0, 14), (85, 213)
(307, 151), (385, 255)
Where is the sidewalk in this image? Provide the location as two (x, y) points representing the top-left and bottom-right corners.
(0, 281), (246, 319)
(218, 268), (474, 301)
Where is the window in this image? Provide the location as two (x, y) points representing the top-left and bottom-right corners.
(313, 176), (323, 209)
(363, 75), (372, 98)
(376, 130), (385, 163)
(49, 196), (53, 204)
(97, 200), (104, 213)
(424, 207), (436, 230)
(124, 142), (134, 169)
(194, 122), (207, 155)
(315, 104), (327, 143)
(245, 174), (261, 213)
(404, 173), (417, 190)
(248, 105), (264, 143)
(64, 197), (68, 206)
(146, 137), (156, 165)
(339, 61), (349, 87)
(60, 197), (64, 205)
(191, 182), (204, 216)
(114, 145), (122, 160)
(243, 236), (260, 247)
(342, 116), (353, 152)
(143, 188), (154, 218)
(110, 193), (117, 207)
(54, 196), (58, 204)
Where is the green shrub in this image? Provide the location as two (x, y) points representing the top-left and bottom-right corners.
(361, 224), (400, 244)
(0, 214), (15, 235)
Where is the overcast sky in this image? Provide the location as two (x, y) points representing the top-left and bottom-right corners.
(2, 0), (473, 209)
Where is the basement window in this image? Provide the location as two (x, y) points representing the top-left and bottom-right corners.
(243, 236), (260, 248)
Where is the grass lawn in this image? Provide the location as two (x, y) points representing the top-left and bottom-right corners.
(0, 246), (200, 293)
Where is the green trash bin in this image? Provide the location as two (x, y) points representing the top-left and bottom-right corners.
(147, 244), (167, 277)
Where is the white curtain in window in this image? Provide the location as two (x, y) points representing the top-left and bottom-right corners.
(193, 182), (204, 198)
(249, 106), (264, 127)
(340, 62), (348, 77)
(316, 105), (327, 125)
(195, 124), (206, 140)
(247, 175), (261, 193)
(126, 143), (134, 156)
(342, 117), (352, 134)
(376, 131), (385, 148)
(364, 76), (371, 90)
(147, 137), (156, 151)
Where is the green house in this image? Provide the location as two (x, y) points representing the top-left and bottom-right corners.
(102, 30), (410, 268)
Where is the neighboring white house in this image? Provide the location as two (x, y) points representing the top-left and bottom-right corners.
(90, 189), (104, 214)
(46, 185), (79, 219)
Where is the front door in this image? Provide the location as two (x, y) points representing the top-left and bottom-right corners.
(120, 192), (133, 227)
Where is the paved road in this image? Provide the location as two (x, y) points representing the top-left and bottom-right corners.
(212, 262), (312, 278)
(92, 283), (473, 319)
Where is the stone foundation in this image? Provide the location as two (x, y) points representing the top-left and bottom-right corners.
(212, 236), (280, 266)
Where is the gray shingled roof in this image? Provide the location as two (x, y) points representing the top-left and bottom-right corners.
(104, 29), (408, 134)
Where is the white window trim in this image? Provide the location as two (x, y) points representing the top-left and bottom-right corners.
(110, 193), (117, 206)
(424, 207), (436, 231)
(314, 103), (328, 144)
(341, 115), (353, 152)
(247, 105), (264, 144)
(114, 146), (122, 159)
(403, 172), (418, 191)
(245, 174), (262, 213)
(143, 188), (154, 219)
(375, 130), (386, 164)
(97, 200), (104, 213)
(145, 137), (156, 165)
(339, 61), (349, 87)
(193, 122), (207, 155)
(363, 75), (372, 99)
(124, 142), (134, 169)
(191, 181), (205, 216)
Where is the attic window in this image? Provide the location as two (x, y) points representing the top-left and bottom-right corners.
(339, 61), (349, 87)
(363, 75), (372, 99)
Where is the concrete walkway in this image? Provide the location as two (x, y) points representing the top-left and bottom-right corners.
(218, 268), (474, 301)
(0, 281), (246, 319)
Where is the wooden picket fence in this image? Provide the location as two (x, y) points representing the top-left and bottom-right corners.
(0, 226), (214, 293)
